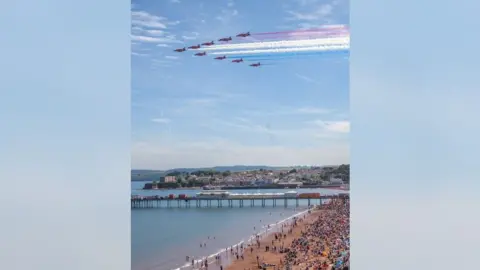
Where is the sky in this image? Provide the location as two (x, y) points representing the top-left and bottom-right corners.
(3, 0), (480, 269)
(131, 0), (350, 170)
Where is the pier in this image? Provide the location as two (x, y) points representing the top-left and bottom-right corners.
(131, 194), (348, 209)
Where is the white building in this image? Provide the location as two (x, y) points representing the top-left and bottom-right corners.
(164, 176), (176, 183)
(329, 176), (344, 184)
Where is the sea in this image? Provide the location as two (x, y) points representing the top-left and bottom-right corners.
(131, 181), (346, 270)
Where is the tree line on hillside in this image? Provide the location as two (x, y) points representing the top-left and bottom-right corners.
(166, 170), (233, 177)
(146, 179), (208, 189)
(328, 164), (350, 183)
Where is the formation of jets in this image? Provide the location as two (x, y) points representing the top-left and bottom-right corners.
(173, 31), (248, 53)
(172, 31), (262, 67)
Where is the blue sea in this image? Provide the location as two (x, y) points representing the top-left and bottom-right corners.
(131, 181), (345, 270)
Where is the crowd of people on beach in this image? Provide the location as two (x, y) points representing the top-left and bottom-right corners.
(284, 199), (350, 270)
(235, 199), (350, 270)
(184, 198), (349, 270)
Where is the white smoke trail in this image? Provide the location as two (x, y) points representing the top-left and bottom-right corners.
(200, 36), (349, 51)
(210, 44), (349, 55)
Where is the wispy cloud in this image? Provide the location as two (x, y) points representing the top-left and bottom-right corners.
(170, 0), (181, 3)
(132, 138), (348, 169)
(296, 107), (331, 114)
(168, 21), (181, 26)
(294, 0), (321, 6)
(310, 120), (350, 133)
(132, 52), (149, 57)
(214, 118), (277, 137)
(182, 32), (200, 40)
(216, 7), (239, 24)
(212, 116), (348, 144)
(287, 5), (333, 21)
(145, 29), (165, 36)
(295, 73), (321, 84)
(131, 10), (182, 47)
(150, 58), (178, 68)
(156, 44), (171, 47)
(132, 11), (168, 29)
(325, 121), (349, 133)
(284, 0), (344, 28)
(165, 55), (178, 60)
(131, 34), (183, 44)
(245, 106), (334, 117)
(152, 118), (171, 124)
(186, 98), (218, 106)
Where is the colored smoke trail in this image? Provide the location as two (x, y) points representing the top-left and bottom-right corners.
(244, 53), (349, 63)
(227, 49), (349, 59)
(244, 56), (348, 64)
(253, 24), (348, 36)
(250, 30), (349, 41)
(201, 36), (349, 51)
(210, 44), (349, 55)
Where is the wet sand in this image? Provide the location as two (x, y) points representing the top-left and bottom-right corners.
(225, 210), (322, 270)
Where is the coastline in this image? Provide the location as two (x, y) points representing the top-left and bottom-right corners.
(226, 209), (321, 270)
(172, 208), (313, 270)
(214, 199), (350, 270)
(140, 186), (346, 191)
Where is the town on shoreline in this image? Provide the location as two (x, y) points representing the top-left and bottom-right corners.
(134, 165), (349, 191)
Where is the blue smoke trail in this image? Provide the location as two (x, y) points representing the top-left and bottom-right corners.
(228, 49), (349, 59)
(240, 53), (349, 63)
(243, 54), (349, 64)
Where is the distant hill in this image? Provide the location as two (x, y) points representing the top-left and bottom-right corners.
(131, 165), (289, 182)
(131, 170), (164, 182)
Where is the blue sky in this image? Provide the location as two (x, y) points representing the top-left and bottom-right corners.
(131, 0), (350, 169)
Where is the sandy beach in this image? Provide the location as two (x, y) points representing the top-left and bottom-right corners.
(185, 198), (349, 270)
(225, 210), (321, 270)
(221, 199), (350, 270)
